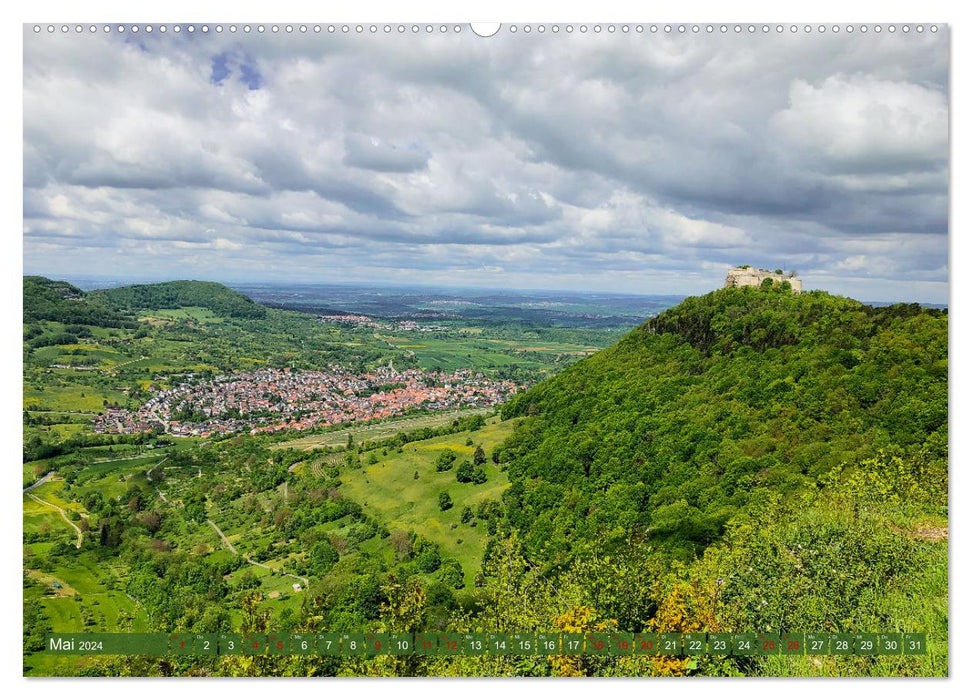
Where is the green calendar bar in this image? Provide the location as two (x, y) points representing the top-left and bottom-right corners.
(733, 633), (757, 655)
(169, 633), (192, 655)
(586, 632), (610, 656)
(486, 633), (511, 655)
(878, 633), (903, 655)
(42, 631), (930, 656)
(365, 633), (390, 656)
(831, 634), (854, 655)
(659, 632), (682, 656)
(267, 632), (288, 655)
(244, 633), (268, 655)
(855, 633), (878, 656)
(612, 632), (635, 655)
(512, 632), (537, 655)
(634, 632), (659, 655)
(438, 632), (463, 655)
(318, 633), (341, 655)
(192, 634), (218, 656)
(757, 633), (781, 655)
(341, 633), (367, 656)
(126, 634), (170, 655)
(219, 633), (242, 655)
(415, 632), (439, 655)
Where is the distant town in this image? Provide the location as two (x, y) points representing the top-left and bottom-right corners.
(94, 366), (521, 438)
(318, 314), (449, 332)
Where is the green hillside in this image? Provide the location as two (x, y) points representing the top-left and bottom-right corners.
(447, 284), (948, 676)
(89, 280), (266, 319)
(24, 276), (265, 325)
(23, 276), (130, 328)
(499, 285), (947, 559)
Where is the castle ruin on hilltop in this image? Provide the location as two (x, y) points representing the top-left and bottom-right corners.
(724, 266), (802, 293)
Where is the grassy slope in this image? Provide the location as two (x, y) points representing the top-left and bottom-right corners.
(337, 417), (515, 583)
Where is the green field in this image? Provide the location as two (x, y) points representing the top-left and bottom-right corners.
(24, 383), (131, 412)
(337, 417), (516, 582)
(381, 334), (597, 372)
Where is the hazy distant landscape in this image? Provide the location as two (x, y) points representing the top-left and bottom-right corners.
(65, 279), (687, 329)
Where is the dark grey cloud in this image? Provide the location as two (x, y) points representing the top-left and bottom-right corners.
(23, 26), (949, 302)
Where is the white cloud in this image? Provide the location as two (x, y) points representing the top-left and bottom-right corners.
(771, 73), (949, 176)
(22, 28), (950, 301)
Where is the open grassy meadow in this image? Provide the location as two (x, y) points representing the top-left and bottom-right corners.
(380, 334), (598, 373)
(337, 417), (516, 583)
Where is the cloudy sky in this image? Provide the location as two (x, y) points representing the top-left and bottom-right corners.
(23, 25), (949, 302)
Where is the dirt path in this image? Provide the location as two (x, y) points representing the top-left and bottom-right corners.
(146, 457), (169, 482)
(914, 525), (948, 541)
(206, 518), (239, 554)
(26, 493), (82, 548)
(147, 457), (173, 505)
(109, 356), (149, 373)
(206, 518), (309, 587)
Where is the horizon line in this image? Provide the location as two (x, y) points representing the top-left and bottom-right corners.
(27, 272), (692, 300)
(23, 271), (948, 308)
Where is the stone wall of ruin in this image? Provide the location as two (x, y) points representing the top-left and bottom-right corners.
(724, 268), (802, 293)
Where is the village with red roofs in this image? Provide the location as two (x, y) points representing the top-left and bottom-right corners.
(93, 365), (521, 438)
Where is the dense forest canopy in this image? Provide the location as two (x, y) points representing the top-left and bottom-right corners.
(89, 280), (266, 319)
(24, 276), (131, 328)
(499, 285), (947, 560)
(25, 276), (266, 323)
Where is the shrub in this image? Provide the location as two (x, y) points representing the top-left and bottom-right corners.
(438, 491), (453, 511)
(435, 450), (457, 472)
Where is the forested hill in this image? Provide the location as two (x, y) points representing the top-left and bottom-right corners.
(87, 280), (266, 319)
(23, 276), (132, 327)
(498, 285), (948, 559)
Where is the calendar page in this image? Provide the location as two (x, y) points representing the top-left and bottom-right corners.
(22, 21), (948, 679)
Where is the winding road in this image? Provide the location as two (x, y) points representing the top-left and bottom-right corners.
(26, 493), (83, 549)
(206, 519), (309, 587)
(24, 473), (83, 548)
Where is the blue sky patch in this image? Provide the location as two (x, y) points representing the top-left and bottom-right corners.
(209, 51), (262, 90)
